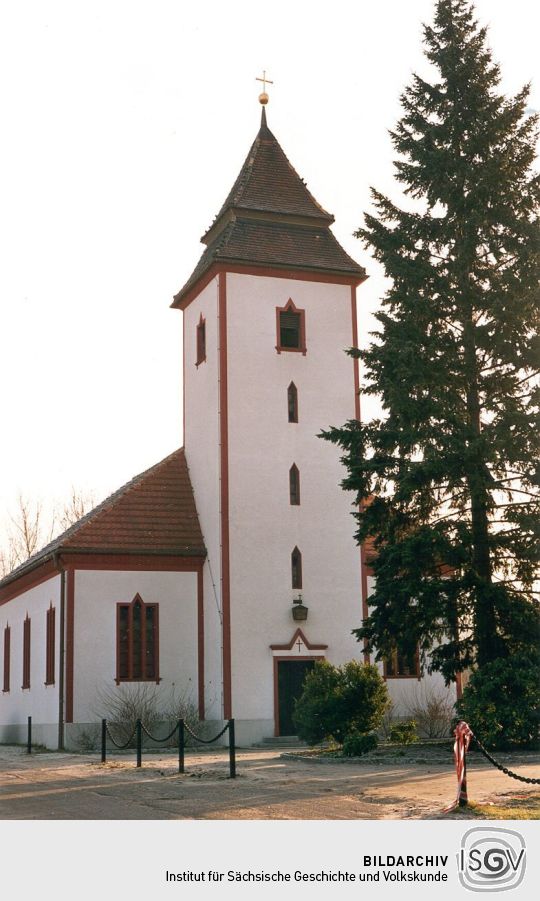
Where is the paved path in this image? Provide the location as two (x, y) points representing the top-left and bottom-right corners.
(0, 745), (538, 819)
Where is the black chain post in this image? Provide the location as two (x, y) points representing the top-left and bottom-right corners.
(101, 719), (107, 764)
(136, 719), (142, 768)
(228, 719), (236, 779)
(178, 719), (185, 774)
(27, 716), (32, 754)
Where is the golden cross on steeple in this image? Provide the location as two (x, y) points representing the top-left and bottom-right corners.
(256, 69), (273, 105)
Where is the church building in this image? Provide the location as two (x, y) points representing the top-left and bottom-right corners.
(0, 94), (453, 749)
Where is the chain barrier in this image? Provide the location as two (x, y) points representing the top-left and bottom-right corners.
(100, 717), (237, 777)
(104, 722), (138, 750)
(472, 734), (540, 785)
(444, 720), (539, 811)
(140, 722), (180, 744)
(184, 721), (230, 744)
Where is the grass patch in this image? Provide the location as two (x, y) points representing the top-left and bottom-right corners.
(446, 794), (540, 820)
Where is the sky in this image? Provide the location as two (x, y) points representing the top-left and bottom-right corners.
(0, 0), (538, 546)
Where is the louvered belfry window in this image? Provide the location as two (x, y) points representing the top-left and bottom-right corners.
(276, 300), (306, 354)
(280, 309), (301, 348)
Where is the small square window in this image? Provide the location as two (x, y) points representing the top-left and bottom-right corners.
(384, 647), (420, 679)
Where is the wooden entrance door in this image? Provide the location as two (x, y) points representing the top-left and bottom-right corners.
(277, 659), (315, 736)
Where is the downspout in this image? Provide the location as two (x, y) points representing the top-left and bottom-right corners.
(54, 553), (66, 750)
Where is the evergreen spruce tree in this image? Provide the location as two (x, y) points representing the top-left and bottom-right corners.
(324, 0), (540, 682)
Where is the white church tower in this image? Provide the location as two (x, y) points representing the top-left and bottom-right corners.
(1, 91), (452, 751)
(173, 95), (368, 743)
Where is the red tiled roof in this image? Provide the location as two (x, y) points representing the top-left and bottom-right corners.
(0, 449), (205, 589)
(173, 109), (366, 308)
(206, 108), (334, 233)
(174, 219), (365, 304)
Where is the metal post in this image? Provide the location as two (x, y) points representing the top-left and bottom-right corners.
(136, 719), (142, 768)
(228, 718), (236, 779)
(178, 719), (185, 774)
(101, 719), (107, 764)
(27, 716), (32, 754)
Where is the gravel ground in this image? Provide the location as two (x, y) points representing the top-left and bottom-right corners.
(0, 743), (538, 820)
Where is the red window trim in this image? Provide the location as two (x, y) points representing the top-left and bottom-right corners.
(45, 604), (55, 686)
(2, 625), (10, 693)
(276, 299), (307, 355)
(115, 594), (160, 684)
(289, 464), (300, 505)
(22, 615), (31, 690)
(287, 382), (298, 423)
(291, 546), (303, 589)
(196, 314), (206, 366)
(383, 647), (421, 680)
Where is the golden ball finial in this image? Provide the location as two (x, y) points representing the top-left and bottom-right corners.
(259, 91), (269, 105)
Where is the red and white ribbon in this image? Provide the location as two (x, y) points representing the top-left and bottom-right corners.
(443, 720), (473, 812)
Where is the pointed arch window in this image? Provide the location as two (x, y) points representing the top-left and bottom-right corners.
(22, 615), (31, 690)
(291, 547), (303, 589)
(196, 314), (206, 366)
(45, 604), (56, 686)
(276, 299), (306, 354)
(287, 382), (298, 422)
(289, 464), (300, 505)
(2, 625), (10, 693)
(116, 594), (160, 683)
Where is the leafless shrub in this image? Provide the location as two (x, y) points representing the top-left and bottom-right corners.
(94, 683), (162, 746)
(379, 698), (397, 739)
(74, 725), (101, 752)
(404, 684), (455, 738)
(94, 682), (204, 749)
(160, 684), (202, 746)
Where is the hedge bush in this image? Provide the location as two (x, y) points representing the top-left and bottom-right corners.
(389, 719), (418, 745)
(342, 731), (378, 757)
(292, 659), (389, 745)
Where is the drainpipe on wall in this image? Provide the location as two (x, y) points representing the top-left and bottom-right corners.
(54, 553), (66, 750)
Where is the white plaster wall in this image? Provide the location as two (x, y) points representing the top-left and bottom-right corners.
(73, 570), (198, 722)
(225, 273), (363, 728)
(0, 575), (61, 735)
(183, 277), (223, 717)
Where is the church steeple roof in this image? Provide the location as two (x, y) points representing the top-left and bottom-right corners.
(172, 108), (366, 308)
(202, 107), (334, 244)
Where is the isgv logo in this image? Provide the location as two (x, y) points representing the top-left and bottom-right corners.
(458, 827), (526, 892)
